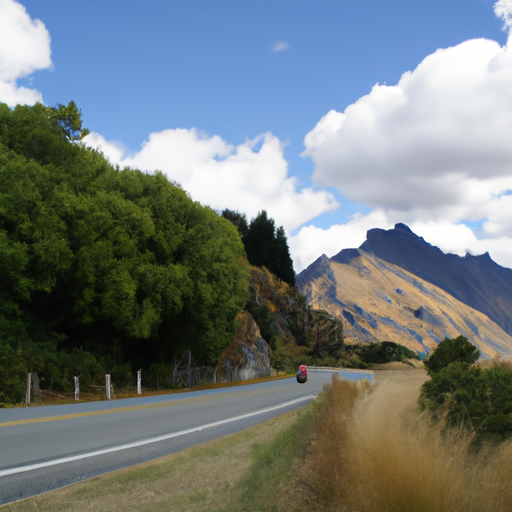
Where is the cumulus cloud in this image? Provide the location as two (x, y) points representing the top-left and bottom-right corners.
(296, 3), (512, 272)
(85, 128), (338, 234)
(84, 131), (129, 165)
(409, 220), (512, 269)
(303, 37), (512, 220)
(272, 41), (290, 52)
(290, 213), (512, 273)
(0, 0), (51, 106)
(289, 210), (393, 272)
(495, 0), (512, 35)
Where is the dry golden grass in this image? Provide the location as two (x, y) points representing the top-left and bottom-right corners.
(294, 370), (512, 512)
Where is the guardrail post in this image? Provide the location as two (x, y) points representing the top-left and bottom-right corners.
(105, 374), (111, 400)
(74, 376), (80, 401)
(137, 369), (142, 395)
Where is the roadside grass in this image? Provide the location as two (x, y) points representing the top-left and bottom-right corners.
(217, 404), (313, 512)
(9, 368), (512, 512)
(3, 407), (310, 512)
(297, 370), (512, 512)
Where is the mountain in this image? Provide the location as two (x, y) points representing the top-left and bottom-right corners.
(360, 224), (512, 337)
(296, 225), (512, 357)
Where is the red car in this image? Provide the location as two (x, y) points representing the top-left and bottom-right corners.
(296, 364), (308, 383)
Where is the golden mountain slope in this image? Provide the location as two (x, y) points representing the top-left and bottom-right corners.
(300, 251), (512, 358)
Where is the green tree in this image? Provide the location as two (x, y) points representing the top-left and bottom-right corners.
(221, 209), (248, 238)
(424, 336), (480, 376)
(0, 101), (250, 402)
(0, 341), (26, 404)
(243, 210), (295, 286)
(51, 101), (90, 141)
(355, 341), (418, 364)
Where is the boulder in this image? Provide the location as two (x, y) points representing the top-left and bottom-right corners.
(217, 311), (271, 381)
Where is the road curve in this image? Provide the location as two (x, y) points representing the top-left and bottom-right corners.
(0, 369), (371, 504)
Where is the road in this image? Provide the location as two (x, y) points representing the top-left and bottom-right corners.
(0, 369), (373, 505)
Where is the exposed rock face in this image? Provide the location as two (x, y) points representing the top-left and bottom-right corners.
(217, 311), (271, 381)
(247, 265), (343, 354)
(219, 266), (344, 380)
(297, 237), (512, 358)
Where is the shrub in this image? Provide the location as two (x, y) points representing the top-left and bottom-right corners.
(0, 341), (26, 404)
(354, 341), (418, 365)
(424, 335), (479, 376)
(420, 361), (512, 441)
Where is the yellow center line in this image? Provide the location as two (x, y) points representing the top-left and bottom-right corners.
(0, 386), (288, 428)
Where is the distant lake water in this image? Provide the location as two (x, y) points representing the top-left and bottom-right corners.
(338, 370), (375, 384)
(309, 368), (375, 384)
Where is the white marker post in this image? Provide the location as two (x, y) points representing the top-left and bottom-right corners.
(25, 373), (32, 406)
(74, 376), (80, 401)
(105, 374), (111, 401)
(136, 369), (142, 395)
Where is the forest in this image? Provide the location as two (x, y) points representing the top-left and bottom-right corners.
(0, 101), (252, 403)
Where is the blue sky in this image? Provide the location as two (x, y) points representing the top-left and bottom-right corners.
(2, 0), (512, 271)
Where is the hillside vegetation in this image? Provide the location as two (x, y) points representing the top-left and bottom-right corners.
(0, 101), (248, 403)
(0, 101), (350, 405)
(244, 265), (344, 371)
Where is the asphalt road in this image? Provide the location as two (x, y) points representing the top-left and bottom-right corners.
(0, 369), (373, 505)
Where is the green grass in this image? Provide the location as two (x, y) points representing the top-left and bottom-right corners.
(3, 407), (310, 512)
(218, 406), (313, 512)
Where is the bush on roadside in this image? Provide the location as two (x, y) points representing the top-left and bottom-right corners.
(420, 361), (512, 441)
(423, 335), (479, 376)
(293, 371), (512, 512)
(0, 341), (26, 404)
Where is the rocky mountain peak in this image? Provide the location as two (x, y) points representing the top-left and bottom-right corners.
(357, 225), (512, 337)
(296, 224), (512, 356)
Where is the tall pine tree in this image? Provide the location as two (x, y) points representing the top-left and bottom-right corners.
(242, 211), (295, 286)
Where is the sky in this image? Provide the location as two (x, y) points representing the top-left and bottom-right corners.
(2, 0), (512, 272)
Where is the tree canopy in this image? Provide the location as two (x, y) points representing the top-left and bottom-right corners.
(0, 102), (248, 402)
(222, 209), (295, 286)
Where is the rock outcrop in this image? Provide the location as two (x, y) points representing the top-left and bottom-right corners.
(218, 265), (344, 380)
(217, 311), (271, 381)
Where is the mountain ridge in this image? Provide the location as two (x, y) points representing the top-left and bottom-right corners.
(358, 224), (512, 337)
(296, 224), (512, 357)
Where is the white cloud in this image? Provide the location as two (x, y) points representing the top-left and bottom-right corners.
(495, 0), (512, 35)
(289, 210), (393, 272)
(409, 220), (512, 269)
(483, 194), (512, 236)
(303, 37), (512, 221)
(296, 9), (512, 273)
(0, 0), (51, 106)
(85, 128), (338, 234)
(272, 41), (290, 53)
(84, 131), (129, 165)
(290, 214), (512, 273)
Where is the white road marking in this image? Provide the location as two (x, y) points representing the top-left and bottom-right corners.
(0, 394), (315, 478)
